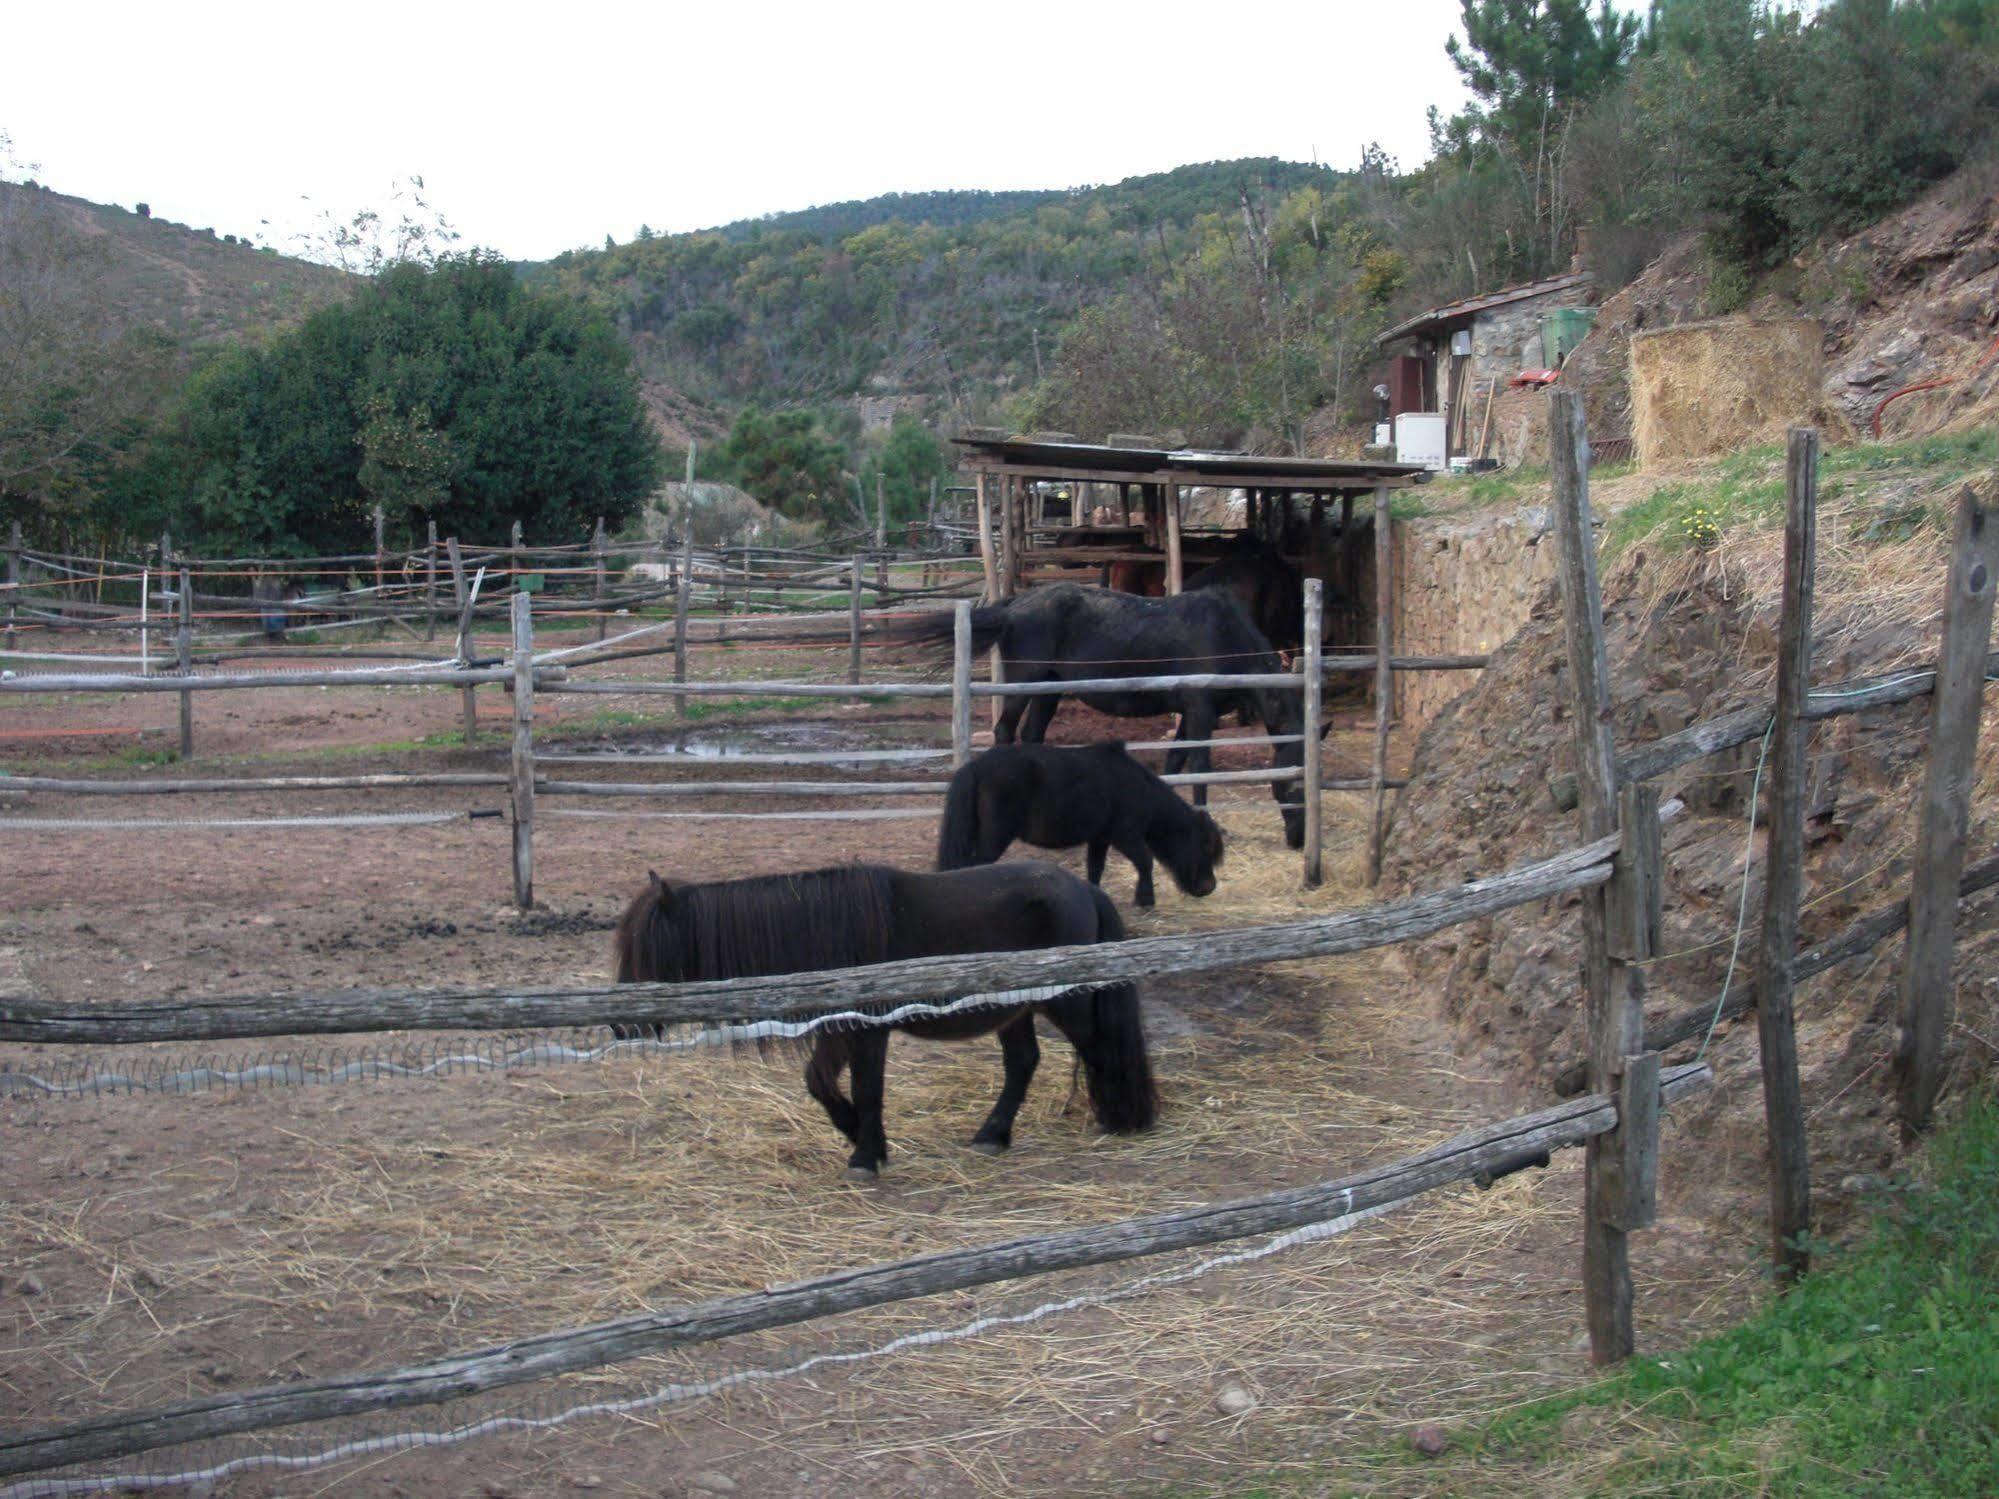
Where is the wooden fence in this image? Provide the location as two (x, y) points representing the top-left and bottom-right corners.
(5, 420), (1989, 1481)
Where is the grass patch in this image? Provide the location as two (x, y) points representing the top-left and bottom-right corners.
(1466, 1089), (1999, 1495)
(1603, 429), (1992, 559)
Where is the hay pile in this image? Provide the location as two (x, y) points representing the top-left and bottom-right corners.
(1631, 316), (1829, 466)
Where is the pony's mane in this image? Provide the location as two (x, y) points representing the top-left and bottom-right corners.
(614, 865), (897, 984)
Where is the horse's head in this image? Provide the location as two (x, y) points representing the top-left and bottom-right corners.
(610, 872), (688, 1037)
(1151, 801), (1226, 897)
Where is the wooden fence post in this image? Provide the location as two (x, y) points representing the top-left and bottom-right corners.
(372, 504), (386, 616)
(175, 565), (194, 759)
(424, 520), (439, 642)
(1303, 577), (1324, 887)
(510, 519), (523, 582)
(1164, 483), (1184, 595)
(849, 555), (864, 685)
(4, 520), (19, 655)
(1895, 476), (1998, 1137)
(875, 472), (889, 595)
(510, 589), (536, 911)
(676, 448), (695, 719)
(1366, 486), (1394, 885)
(593, 516), (608, 643)
(1754, 428), (1820, 1285)
(952, 600), (974, 769)
(446, 537), (476, 746)
(1551, 387), (1653, 1364)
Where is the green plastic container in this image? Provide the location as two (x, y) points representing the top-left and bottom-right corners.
(1541, 307), (1598, 366)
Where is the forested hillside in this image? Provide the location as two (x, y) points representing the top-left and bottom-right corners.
(531, 160), (1342, 414)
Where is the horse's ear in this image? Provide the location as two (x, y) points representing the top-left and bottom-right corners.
(647, 870), (675, 909)
(1318, 719), (1334, 741)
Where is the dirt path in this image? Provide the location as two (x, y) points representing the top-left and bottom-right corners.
(0, 648), (1757, 1497)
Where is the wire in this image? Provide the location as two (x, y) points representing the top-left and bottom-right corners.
(1695, 720), (1774, 1064)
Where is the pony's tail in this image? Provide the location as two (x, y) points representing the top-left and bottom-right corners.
(880, 602), (1010, 657)
(936, 763), (983, 870)
(1081, 886), (1157, 1133)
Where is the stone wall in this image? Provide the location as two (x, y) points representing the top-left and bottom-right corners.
(1385, 506), (1559, 731)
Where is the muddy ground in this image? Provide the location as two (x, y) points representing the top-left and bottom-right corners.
(0, 635), (1773, 1498)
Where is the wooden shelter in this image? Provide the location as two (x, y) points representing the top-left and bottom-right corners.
(951, 433), (1427, 605)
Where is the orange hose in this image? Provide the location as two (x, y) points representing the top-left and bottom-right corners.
(1872, 332), (1999, 438)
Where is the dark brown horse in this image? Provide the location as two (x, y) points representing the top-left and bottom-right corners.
(612, 862), (1155, 1179)
(937, 741), (1224, 906)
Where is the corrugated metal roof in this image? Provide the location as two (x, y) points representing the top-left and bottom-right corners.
(1374, 271), (1593, 347)
(950, 435), (1426, 489)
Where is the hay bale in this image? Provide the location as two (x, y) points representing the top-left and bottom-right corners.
(1630, 316), (1824, 467)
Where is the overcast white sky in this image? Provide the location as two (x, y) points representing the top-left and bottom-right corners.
(4, 1), (1472, 262)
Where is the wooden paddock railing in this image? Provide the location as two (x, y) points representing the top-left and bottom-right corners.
(0, 1061), (1710, 1481)
(0, 815), (1705, 1481)
(11, 422), (1988, 1483)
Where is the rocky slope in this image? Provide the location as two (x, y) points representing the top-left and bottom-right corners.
(1380, 499), (1999, 1184)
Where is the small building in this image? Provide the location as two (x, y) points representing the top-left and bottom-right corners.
(1373, 269), (1596, 468)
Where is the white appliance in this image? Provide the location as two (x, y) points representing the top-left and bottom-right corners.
(1394, 412), (1449, 471)
(1372, 422), (1393, 447)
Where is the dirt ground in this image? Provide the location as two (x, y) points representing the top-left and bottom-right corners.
(0, 634), (1770, 1498)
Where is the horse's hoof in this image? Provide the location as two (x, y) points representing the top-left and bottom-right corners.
(844, 1164), (880, 1182)
(969, 1139), (1007, 1156)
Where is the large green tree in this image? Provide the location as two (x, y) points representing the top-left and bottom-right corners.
(116, 255), (660, 553)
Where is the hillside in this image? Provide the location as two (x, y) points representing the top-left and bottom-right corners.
(0, 179), (351, 346)
(528, 158), (1344, 418)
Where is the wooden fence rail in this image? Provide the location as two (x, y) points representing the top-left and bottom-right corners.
(0, 1060), (1711, 1480)
(1545, 651), (1999, 812)
(0, 834), (1618, 1046)
(1551, 847), (1999, 1097)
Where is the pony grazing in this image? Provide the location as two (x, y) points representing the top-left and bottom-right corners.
(612, 862), (1155, 1179)
(937, 741), (1224, 907)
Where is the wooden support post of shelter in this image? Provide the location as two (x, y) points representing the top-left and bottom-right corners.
(1366, 486), (1394, 885)
(593, 516), (608, 642)
(175, 565), (194, 760)
(446, 537), (477, 746)
(951, 600), (974, 769)
(1302, 577), (1324, 887)
(1163, 483), (1184, 595)
(1895, 475), (1998, 1137)
(509, 519), (523, 580)
(975, 472), (1000, 603)
(424, 520), (439, 641)
(1754, 427), (1820, 1286)
(510, 589), (536, 911)
(1551, 387), (1657, 1364)
(848, 556), (864, 685)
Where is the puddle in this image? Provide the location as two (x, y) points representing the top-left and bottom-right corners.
(558, 720), (949, 768)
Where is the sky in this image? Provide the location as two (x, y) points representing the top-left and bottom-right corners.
(3, 0), (1472, 263)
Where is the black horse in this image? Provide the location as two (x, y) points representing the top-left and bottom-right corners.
(899, 582), (1315, 848)
(1186, 537), (1307, 653)
(612, 862), (1155, 1179)
(937, 741), (1224, 907)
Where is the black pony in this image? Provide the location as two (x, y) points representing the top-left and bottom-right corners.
(1186, 536), (1307, 653)
(898, 582), (1316, 848)
(937, 741), (1224, 907)
(612, 862), (1155, 1179)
